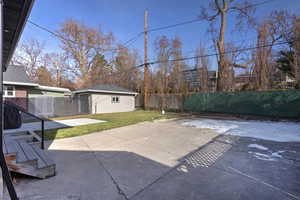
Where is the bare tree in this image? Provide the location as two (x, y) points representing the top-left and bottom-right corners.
(44, 53), (71, 87)
(170, 37), (187, 94)
(199, 0), (256, 91)
(114, 44), (142, 91)
(225, 42), (247, 90)
(60, 77), (77, 91)
(89, 53), (112, 86)
(293, 18), (300, 85)
(252, 11), (296, 90)
(11, 39), (45, 81)
(57, 19), (114, 88)
(253, 23), (272, 90)
(36, 66), (53, 86)
(155, 36), (171, 109)
(195, 43), (210, 92)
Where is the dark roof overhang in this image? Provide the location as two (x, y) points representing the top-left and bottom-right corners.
(3, 0), (34, 71)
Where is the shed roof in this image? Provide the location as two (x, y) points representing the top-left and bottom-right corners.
(74, 84), (137, 95)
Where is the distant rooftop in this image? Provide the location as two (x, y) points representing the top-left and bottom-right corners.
(4, 65), (71, 93)
(3, 65), (37, 86)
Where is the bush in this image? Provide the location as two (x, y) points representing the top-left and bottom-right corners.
(295, 81), (300, 89)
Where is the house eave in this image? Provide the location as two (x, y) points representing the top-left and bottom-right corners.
(37, 85), (71, 93)
(3, 0), (35, 71)
(3, 81), (72, 94)
(3, 81), (38, 87)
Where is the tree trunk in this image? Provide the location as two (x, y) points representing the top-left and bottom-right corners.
(294, 19), (300, 83)
(216, 4), (229, 91)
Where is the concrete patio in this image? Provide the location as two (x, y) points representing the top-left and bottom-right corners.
(8, 120), (300, 200)
(4, 118), (106, 134)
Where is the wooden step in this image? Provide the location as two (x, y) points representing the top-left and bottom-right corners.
(3, 136), (56, 179)
(11, 134), (34, 143)
(4, 136), (18, 154)
(19, 141), (38, 163)
(3, 139), (7, 154)
(4, 131), (37, 143)
(14, 141), (27, 163)
(30, 144), (56, 178)
(3, 131), (28, 136)
(30, 144), (55, 169)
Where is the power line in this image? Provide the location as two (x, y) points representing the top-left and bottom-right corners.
(28, 20), (139, 52)
(31, 37), (296, 80)
(243, 0), (276, 8)
(27, 0), (282, 80)
(107, 38), (298, 77)
(147, 19), (202, 33)
(28, 20), (76, 45)
(141, 0), (276, 34)
(28, 0), (274, 54)
(27, 0), (277, 60)
(122, 33), (143, 47)
(27, 18), (202, 52)
(147, 40), (293, 66)
(109, 18), (203, 52)
(138, 0), (275, 34)
(26, 17), (221, 54)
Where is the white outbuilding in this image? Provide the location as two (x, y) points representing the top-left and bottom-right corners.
(73, 84), (138, 114)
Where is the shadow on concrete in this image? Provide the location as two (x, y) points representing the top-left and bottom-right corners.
(134, 136), (300, 200)
(10, 135), (300, 200)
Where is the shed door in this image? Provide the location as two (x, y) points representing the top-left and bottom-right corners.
(78, 94), (89, 114)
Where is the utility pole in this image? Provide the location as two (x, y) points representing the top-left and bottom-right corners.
(143, 10), (149, 109)
(55, 61), (61, 87)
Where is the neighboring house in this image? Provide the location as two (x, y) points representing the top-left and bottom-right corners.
(235, 73), (256, 90)
(29, 85), (71, 97)
(283, 75), (296, 88)
(235, 72), (296, 90)
(272, 71), (296, 89)
(183, 68), (217, 92)
(73, 84), (138, 114)
(3, 65), (71, 109)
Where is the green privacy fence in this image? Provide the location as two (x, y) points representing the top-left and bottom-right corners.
(184, 90), (300, 118)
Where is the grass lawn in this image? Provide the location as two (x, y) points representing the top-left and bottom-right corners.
(40, 110), (178, 140)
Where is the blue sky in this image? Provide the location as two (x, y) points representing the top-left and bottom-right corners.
(20, 0), (300, 70)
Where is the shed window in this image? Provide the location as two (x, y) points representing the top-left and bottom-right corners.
(112, 96), (120, 103)
(4, 86), (15, 97)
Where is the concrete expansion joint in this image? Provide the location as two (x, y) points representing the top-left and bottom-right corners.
(227, 166), (300, 200)
(79, 138), (129, 200)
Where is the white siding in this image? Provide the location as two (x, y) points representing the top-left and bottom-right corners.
(91, 93), (135, 114)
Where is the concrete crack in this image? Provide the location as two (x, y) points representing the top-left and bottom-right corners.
(80, 138), (129, 200)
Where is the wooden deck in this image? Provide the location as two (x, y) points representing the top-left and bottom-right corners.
(3, 131), (56, 179)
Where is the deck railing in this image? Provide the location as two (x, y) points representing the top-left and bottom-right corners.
(4, 101), (46, 149)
